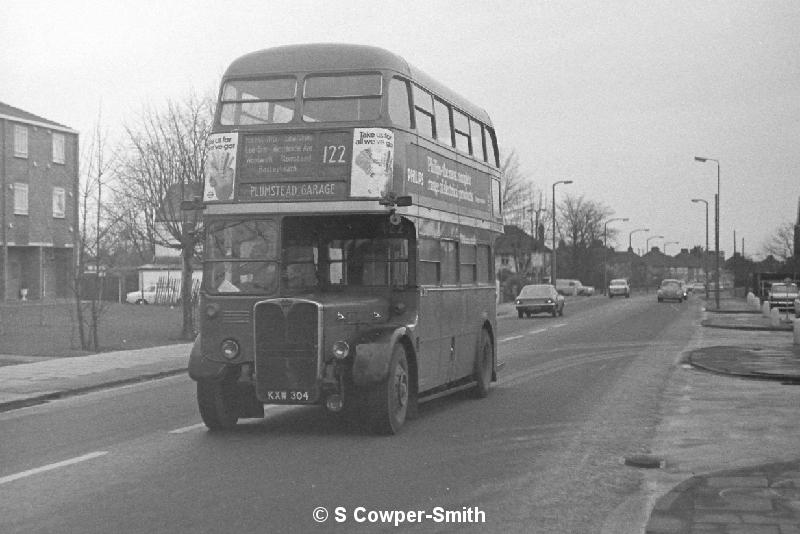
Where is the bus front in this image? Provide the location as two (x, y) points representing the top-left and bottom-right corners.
(189, 44), (501, 435)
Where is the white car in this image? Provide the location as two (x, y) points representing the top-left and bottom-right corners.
(608, 278), (630, 298)
(126, 285), (180, 305)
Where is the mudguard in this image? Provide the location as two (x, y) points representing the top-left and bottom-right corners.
(187, 334), (230, 382)
(351, 326), (410, 386)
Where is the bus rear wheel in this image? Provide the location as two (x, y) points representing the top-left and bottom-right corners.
(473, 329), (493, 398)
(368, 344), (409, 435)
(197, 378), (239, 431)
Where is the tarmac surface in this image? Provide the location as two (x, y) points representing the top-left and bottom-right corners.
(0, 295), (798, 533)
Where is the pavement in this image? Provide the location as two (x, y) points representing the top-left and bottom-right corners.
(0, 296), (798, 532)
(645, 297), (800, 534)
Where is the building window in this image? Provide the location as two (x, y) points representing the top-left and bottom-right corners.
(14, 183), (29, 215)
(14, 125), (28, 158)
(53, 187), (66, 218)
(52, 133), (65, 164)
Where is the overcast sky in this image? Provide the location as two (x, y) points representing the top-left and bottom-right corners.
(2, 0), (798, 258)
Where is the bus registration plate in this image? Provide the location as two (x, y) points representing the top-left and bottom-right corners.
(265, 390), (310, 402)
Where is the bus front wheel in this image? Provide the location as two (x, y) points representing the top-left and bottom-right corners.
(368, 345), (409, 435)
(197, 379), (239, 431)
(473, 329), (493, 398)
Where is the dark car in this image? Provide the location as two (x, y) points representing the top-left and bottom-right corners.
(515, 284), (565, 318)
(657, 279), (685, 303)
(768, 282), (798, 312)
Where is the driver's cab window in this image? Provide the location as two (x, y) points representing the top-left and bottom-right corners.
(284, 245), (318, 289)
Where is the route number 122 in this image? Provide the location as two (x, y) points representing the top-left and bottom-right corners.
(322, 145), (346, 164)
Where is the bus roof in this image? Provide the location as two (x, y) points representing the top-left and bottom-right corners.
(223, 43), (493, 125)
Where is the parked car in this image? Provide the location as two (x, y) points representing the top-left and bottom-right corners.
(767, 282), (798, 312)
(578, 284), (595, 296)
(126, 285), (180, 305)
(657, 279), (685, 303)
(689, 281), (706, 293)
(794, 295), (800, 318)
(555, 278), (583, 296)
(608, 278), (631, 298)
(514, 284), (565, 318)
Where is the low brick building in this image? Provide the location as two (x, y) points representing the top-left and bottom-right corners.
(0, 102), (78, 299)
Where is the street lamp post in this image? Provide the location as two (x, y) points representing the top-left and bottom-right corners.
(627, 228), (648, 290)
(646, 235), (664, 252)
(603, 217), (629, 294)
(628, 228), (649, 252)
(645, 235), (664, 290)
(694, 156), (720, 310)
(691, 198), (709, 294)
(551, 180), (573, 283)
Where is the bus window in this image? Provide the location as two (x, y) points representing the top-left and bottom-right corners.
(477, 244), (491, 283)
(418, 237), (440, 285)
(491, 179), (502, 218)
(388, 77), (411, 128)
(204, 220), (280, 294)
(284, 245), (319, 290)
(460, 244), (477, 284)
(219, 78), (296, 125)
(453, 110), (470, 154)
(434, 99), (453, 147)
(470, 119), (485, 162)
(345, 238), (408, 287)
(441, 240), (458, 284)
(412, 85), (434, 139)
(485, 126), (499, 167)
(302, 74), (382, 122)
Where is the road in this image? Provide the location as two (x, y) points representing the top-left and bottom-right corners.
(0, 293), (700, 533)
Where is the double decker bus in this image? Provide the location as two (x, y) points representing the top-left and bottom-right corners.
(188, 43), (504, 434)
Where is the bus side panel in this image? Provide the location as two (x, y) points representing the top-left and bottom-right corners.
(438, 287), (467, 382)
(454, 285), (496, 381)
(416, 288), (450, 392)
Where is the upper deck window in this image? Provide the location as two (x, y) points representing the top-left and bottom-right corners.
(302, 74), (382, 122)
(485, 126), (499, 167)
(434, 99), (453, 147)
(219, 78), (297, 125)
(453, 110), (469, 153)
(412, 85), (434, 138)
(388, 77), (411, 128)
(469, 119), (485, 162)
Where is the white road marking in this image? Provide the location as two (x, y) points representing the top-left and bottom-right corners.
(552, 323), (567, 328)
(499, 335), (524, 343)
(528, 328), (547, 334)
(169, 423), (206, 434)
(0, 451), (108, 485)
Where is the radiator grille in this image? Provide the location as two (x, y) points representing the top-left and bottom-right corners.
(253, 299), (320, 403)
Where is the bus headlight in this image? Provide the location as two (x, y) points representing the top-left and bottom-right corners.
(205, 303), (220, 319)
(221, 339), (240, 360)
(332, 341), (350, 360)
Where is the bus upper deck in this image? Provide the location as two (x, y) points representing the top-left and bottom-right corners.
(202, 43), (503, 230)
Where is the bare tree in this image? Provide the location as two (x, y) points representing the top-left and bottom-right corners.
(74, 116), (118, 351)
(761, 221), (795, 261)
(112, 94), (213, 339)
(556, 194), (614, 284)
(500, 149), (531, 226)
